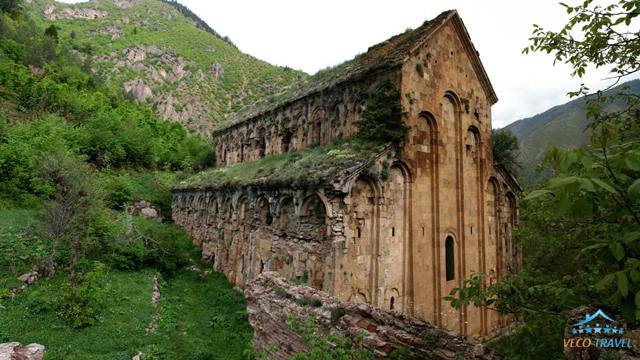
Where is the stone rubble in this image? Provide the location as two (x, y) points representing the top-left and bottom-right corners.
(0, 343), (45, 360)
(145, 275), (161, 335)
(43, 5), (108, 21)
(245, 272), (501, 359)
(126, 200), (162, 221)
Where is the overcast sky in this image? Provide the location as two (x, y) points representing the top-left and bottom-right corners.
(61, 0), (638, 128)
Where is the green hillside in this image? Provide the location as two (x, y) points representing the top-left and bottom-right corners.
(502, 79), (640, 186)
(24, 0), (307, 136)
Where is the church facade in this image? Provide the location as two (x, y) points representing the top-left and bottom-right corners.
(171, 10), (520, 338)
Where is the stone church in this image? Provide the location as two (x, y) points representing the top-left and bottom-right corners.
(172, 10), (521, 338)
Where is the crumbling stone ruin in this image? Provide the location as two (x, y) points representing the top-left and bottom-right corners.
(246, 272), (500, 359)
(172, 10), (521, 339)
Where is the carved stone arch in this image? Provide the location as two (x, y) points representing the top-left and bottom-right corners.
(235, 195), (249, 225)
(390, 160), (412, 184)
(185, 193), (194, 208)
(206, 193), (218, 225)
(280, 116), (293, 153)
(444, 232), (458, 281)
(346, 173), (382, 202)
(255, 196), (272, 226)
(309, 107), (325, 146)
(504, 191), (518, 273)
(332, 103), (345, 139)
(419, 110), (439, 133)
(299, 193), (328, 241)
(277, 195), (295, 232)
(379, 163), (410, 312)
(465, 125), (481, 160)
(256, 127), (266, 158)
(222, 197), (233, 222)
(444, 90), (463, 112)
(349, 291), (368, 304)
(346, 175), (379, 303)
(389, 288), (401, 311)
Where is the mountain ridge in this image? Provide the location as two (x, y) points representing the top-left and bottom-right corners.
(502, 79), (640, 186)
(25, 0), (308, 136)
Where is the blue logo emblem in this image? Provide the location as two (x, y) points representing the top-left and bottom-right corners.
(565, 308), (632, 349)
(571, 309), (624, 336)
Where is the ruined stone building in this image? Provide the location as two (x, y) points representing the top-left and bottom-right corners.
(172, 10), (521, 338)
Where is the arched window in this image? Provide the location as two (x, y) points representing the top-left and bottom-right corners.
(390, 296), (395, 310)
(445, 236), (455, 281)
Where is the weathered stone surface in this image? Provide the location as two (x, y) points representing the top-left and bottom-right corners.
(44, 7), (108, 20)
(210, 63), (223, 80)
(245, 272), (500, 359)
(0, 343), (45, 360)
(113, 0), (138, 9)
(91, 27), (124, 40)
(126, 200), (161, 221)
(172, 9), (521, 340)
(123, 79), (152, 101)
(17, 271), (38, 285)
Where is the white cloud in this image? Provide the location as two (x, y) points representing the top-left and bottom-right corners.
(56, 0), (640, 127)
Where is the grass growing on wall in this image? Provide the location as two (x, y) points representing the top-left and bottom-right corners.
(176, 138), (388, 190)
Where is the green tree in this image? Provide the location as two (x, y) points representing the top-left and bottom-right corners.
(38, 151), (100, 300)
(0, 0), (21, 17)
(355, 82), (408, 146)
(492, 129), (520, 175)
(44, 24), (59, 43)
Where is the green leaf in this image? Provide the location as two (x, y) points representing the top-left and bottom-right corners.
(597, 273), (616, 290)
(610, 243), (625, 261)
(624, 232), (640, 244)
(554, 195), (572, 217)
(524, 189), (553, 201)
(636, 291), (640, 307)
(582, 242), (607, 252)
(628, 179), (640, 199)
(624, 154), (640, 171)
(617, 272), (629, 297)
(548, 176), (579, 190)
(571, 197), (593, 219)
(591, 178), (618, 194)
(578, 178), (596, 192)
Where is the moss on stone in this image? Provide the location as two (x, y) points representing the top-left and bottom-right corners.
(174, 138), (388, 191)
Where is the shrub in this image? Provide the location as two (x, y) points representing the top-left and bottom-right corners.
(56, 261), (108, 328)
(330, 306), (346, 325)
(107, 215), (192, 274)
(355, 82), (408, 147)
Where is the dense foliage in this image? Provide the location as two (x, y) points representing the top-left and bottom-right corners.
(0, 3), (246, 350)
(491, 129), (520, 176)
(446, 1), (640, 358)
(355, 82), (408, 146)
(0, 9), (214, 206)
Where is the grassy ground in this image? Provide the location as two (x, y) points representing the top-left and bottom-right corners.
(0, 208), (253, 360)
(0, 269), (253, 360)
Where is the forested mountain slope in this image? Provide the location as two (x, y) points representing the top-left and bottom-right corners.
(24, 0), (307, 136)
(502, 79), (640, 185)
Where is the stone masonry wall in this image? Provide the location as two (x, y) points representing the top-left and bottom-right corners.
(212, 71), (400, 167)
(172, 188), (336, 290)
(245, 272), (501, 359)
